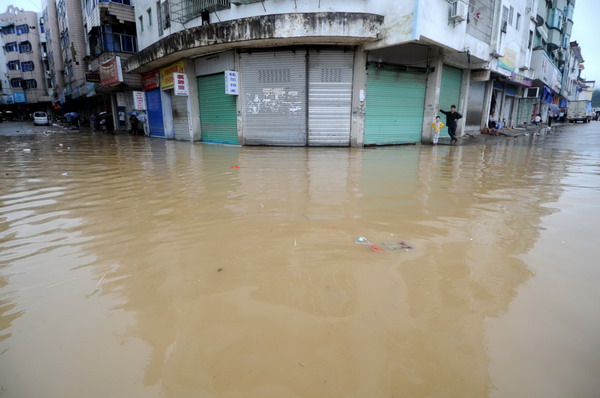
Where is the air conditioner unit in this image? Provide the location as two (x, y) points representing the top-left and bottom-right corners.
(524, 87), (539, 98)
(501, 21), (508, 33)
(450, 0), (467, 22)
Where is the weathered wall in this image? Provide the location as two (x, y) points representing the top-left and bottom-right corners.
(126, 12), (383, 73)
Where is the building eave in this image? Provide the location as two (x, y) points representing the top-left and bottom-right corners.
(125, 12), (384, 74)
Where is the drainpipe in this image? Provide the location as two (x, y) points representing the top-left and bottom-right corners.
(412, 0), (420, 41)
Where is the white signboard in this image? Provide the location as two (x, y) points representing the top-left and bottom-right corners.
(173, 73), (189, 96)
(116, 92), (126, 106)
(225, 70), (239, 95)
(132, 91), (146, 110)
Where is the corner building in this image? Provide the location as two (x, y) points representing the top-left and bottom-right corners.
(126, 0), (520, 146)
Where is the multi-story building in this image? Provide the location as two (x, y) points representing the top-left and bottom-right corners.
(464, 0), (539, 130)
(529, 0), (575, 121)
(54, 0), (88, 109)
(78, 0), (142, 128)
(124, 0), (510, 146)
(0, 5), (52, 117)
(43, 0), (65, 111)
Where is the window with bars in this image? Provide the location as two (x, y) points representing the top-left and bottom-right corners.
(22, 61), (35, 71)
(19, 41), (32, 53)
(7, 60), (20, 70)
(10, 78), (22, 88)
(1, 26), (16, 35)
(4, 42), (18, 52)
(16, 24), (29, 35)
(24, 79), (37, 89)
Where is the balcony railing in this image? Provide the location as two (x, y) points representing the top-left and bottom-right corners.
(170, 0), (230, 24)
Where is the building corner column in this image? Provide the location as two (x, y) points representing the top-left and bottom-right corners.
(457, 69), (471, 137)
(350, 48), (367, 147)
(421, 51), (443, 144)
(185, 60), (201, 142)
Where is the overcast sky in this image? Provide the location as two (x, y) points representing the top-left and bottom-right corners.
(5, 0), (600, 86)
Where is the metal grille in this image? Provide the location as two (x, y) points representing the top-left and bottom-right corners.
(320, 68), (342, 83)
(308, 50), (354, 146)
(258, 69), (291, 84)
(170, 0), (230, 24)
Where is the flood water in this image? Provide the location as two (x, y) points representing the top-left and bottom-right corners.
(1, 125), (599, 397)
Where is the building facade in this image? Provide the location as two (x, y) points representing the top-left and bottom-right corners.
(0, 5), (52, 115)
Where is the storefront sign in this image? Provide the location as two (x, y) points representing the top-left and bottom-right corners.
(86, 82), (96, 97)
(13, 91), (26, 103)
(85, 73), (101, 83)
(498, 48), (517, 72)
(225, 70), (239, 95)
(116, 92), (126, 106)
(160, 61), (185, 90)
(100, 56), (123, 87)
(509, 72), (533, 87)
(173, 73), (189, 96)
(133, 91), (147, 109)
(471, 69), (491, 82)
(142, 71), (160, 90)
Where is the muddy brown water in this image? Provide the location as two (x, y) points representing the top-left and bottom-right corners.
(1, 126), (599, 397)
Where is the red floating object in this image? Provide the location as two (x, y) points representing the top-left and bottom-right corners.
(231, 165), (240, 168)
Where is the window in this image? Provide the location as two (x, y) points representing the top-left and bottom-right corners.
(42, 43), (47, 53)
(7, 60), (20, 70)
(147, 8), (152, 26)
(528, 30), (534, 49)
(10, 78), (22, 88)
(2, 25), (16, 35)
(162, 1), (170, 29)
(24, 79), (37, 89)
(516, 13), (521, 30)
(139, 15), (144, 32)
(4, 41), (18, 52)
(22, 61), (35, 71)
(46, 78), (53, 88)
(157, 1), (163, 35)
(109, 0), (131, 5)
(16, 24), (29, 35)
(19, 41), (32, 53)
(508, 6), (514, 25)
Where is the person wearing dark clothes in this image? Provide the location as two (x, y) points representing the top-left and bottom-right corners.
(105, 113), (114, 135)
(439, 105), (463, 144)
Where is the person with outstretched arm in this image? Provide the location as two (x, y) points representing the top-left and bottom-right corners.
(439, 105), (463, 144)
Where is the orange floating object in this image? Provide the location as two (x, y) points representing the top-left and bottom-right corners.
(231, 165), (240, 168)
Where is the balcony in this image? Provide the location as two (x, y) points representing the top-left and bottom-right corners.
(170, 0), (230, 23)
(547, 28), (562, 51)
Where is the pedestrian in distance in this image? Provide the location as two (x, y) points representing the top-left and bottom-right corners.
(431, 116), (444, 145)
(439, 105), (462, 144)
(532, 114), (541, 126)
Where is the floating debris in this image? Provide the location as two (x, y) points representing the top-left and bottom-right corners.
(381, 241), (414, 251)
(22, 148), (31, 153)
(61, 172), (69, 176)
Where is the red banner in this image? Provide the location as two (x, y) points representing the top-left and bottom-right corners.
(100, 56), (123, 87)
(142, 70), (160, 90)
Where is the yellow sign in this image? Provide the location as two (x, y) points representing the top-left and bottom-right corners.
(160, 60), (185, 90)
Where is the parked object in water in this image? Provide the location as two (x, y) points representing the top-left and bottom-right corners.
(33, 112), (49, 126)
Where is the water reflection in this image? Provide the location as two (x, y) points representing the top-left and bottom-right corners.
(0, 130), (592, 397)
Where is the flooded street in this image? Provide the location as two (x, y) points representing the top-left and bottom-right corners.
(1, 123), (599, 397)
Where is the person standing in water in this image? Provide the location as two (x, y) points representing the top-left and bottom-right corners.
(439, 105), (463, 144)
(431, 116), (444, 145)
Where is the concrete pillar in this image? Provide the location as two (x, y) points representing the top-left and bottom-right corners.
(421, 50), (443, 144)
(457, 69), (471, 137)
(480, 80), (494, 129)
(184, 59), (201, 142)
(350, 48), (368, 147)
(235, 52), (244, 145)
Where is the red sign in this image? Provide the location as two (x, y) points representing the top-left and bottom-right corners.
(100, 56), (123, 87)
(142, 71), (160, 90)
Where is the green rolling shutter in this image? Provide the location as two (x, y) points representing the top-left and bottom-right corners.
(438, 65), (462, 134)
(197, 73), (238, 144)
(364, 64), (426, 145)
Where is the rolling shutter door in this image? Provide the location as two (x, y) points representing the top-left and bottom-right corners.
(240, 51), (307, 146)
(364, 64), (426, 145)
(197, 73), (238, 144)
(439, 65), (462, 135)
(145, 88), (165, 137)
(308, 50), (354, 146)
(172, 93), (190, 141)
